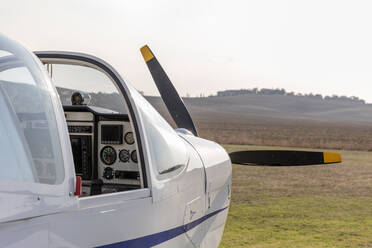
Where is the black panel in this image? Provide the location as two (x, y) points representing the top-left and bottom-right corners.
(101, 125), (123, 145)
(70, 135), (92, 179)
(115, 170), (140, 180)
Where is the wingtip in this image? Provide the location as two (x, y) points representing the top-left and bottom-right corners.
(140, 45), (154, 62)
(323, 152), (342, 164)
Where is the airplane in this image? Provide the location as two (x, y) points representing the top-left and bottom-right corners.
(0, 33), (341, 248)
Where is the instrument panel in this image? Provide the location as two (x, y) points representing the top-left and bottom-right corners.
(64, 106), (141, 196)
(98, 121), (140, 186)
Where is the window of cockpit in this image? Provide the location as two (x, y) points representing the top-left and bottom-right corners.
(46, 63), (126, 113)
(0, 45), (65, 184)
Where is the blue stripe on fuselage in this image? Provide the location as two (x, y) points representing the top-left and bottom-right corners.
(96, 207), (228, 248)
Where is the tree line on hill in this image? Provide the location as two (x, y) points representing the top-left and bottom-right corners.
(215, 88), (366, 104)
(57, 86), (366, 112)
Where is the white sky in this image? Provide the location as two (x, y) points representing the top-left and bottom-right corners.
(1, 0), (372, 102)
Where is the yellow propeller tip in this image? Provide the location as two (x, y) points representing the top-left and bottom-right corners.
(140, 45), (154, 62)
(323, 152), (342, 164)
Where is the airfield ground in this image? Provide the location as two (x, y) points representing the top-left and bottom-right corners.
(146, 95), (372, 246)
(219, 145), (372, 248)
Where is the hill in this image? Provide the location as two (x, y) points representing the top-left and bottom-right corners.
(146, 95), (372, 151)
(147, 94), (372, 124)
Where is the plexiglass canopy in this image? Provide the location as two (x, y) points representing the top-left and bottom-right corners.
(0, 34), (65, 185)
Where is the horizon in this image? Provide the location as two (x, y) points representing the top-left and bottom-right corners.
(145, 87), (370, 104)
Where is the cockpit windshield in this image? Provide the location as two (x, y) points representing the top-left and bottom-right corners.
(47, 63), (126, 113)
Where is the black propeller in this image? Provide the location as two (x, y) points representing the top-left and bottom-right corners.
(229, 150), (342, 166)
(139, 45), (342, 167)
(140, 45), (198, 136)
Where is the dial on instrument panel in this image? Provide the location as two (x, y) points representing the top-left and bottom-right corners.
(100, 146), (117, 165)
(103, 167), (114, 180)
(119, 149), (130, 163)
(131, 150), (138, 163)
(124, 132), (135, 145)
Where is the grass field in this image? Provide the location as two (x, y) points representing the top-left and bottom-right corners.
(197, 120), (372, 152)
(219, 144), (372, 248)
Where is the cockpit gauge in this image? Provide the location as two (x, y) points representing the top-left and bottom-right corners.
(124, 132), (135, 145)
(100, 146), (117, 165)
(119, 149), (130, 163)
(103, 167), (114, 180)
(131, 150), (138, 163)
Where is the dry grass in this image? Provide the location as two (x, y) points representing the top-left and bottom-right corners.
(219, 145), (372, 248)
(224, 145), (372, 202)
(198, 120), (372, 152)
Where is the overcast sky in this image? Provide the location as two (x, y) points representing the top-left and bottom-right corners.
(1, 0), (372, 102)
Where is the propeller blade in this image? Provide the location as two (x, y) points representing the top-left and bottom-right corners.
(229, 150), (342, 166)
(140, 45), (198, 136)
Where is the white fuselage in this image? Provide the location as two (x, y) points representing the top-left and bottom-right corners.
(0, 134), (231, 248)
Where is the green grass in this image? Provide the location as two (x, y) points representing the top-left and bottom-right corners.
(219, 145), (372, 248)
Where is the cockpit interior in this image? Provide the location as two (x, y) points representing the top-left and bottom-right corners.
(45, 62), (144, 197)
